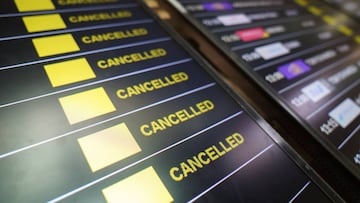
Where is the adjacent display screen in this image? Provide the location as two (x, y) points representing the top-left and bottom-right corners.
(0, 0), (339, 202)
(168, 0), (360, 178)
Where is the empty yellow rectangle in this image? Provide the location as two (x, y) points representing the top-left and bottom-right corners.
(23, 14), (66, 33)
(355, 35), (360, 44)
(78, 123), (141, 172)
(15, 0), (55, 12)
(308, 6), (322, 16)
(295, 0), (308, 6)
(59, 87), (116, 124)
(102, 167), (173, 203)
(32, 34), (80, 57)
(322, 15), (337, 26)
(338, 25), (353, 36)
(44, 58), (96, 87)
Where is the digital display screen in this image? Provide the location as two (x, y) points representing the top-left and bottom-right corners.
(0, 0), (339, 202)
(168, 0), (360, 178)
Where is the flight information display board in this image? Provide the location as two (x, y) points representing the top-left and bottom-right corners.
(0, 0), (340, 202)
(168, 0), (360, 179)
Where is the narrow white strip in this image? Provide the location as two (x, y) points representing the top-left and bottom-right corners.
(338, 124), (360, 149)
(288, 181), (311, 203)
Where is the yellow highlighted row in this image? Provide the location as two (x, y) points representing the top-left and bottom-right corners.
(295, 0), (308, 6)
(337, 25), (353, 36)
(354, 35), (360, 44)
(322, 15), (337, 26)
(301, 2), (356, 38)
(307, 6), (322, 16)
